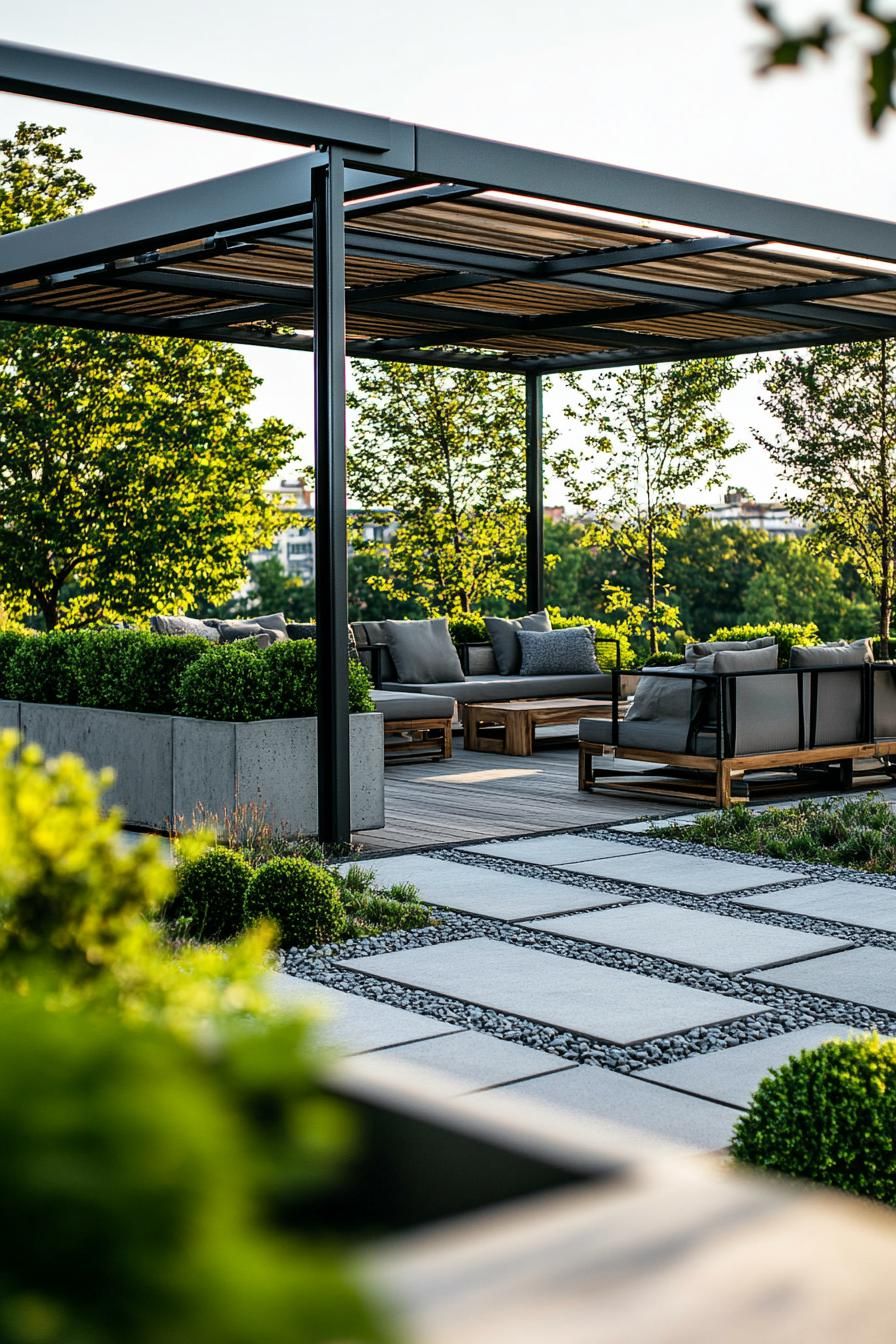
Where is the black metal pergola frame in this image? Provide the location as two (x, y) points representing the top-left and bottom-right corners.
(3, 41), (896, 843)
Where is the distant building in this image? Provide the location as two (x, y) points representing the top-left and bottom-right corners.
(706, 490), (807, 539)
(249, 478), (394, 583)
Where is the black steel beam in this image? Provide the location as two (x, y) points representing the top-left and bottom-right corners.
(312, 150), (352, 846)
(538, 233), (758, 277)
(0, 154), (402, 285)
(0, 40), (403, 153)
(525, 373), (544, 612)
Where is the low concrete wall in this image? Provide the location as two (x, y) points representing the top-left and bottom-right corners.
(3, 700), (384, 835)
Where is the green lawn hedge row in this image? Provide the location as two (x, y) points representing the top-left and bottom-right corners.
(0, 629), (374, 722)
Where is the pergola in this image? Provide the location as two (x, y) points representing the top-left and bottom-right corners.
(3, 43), (896, 842)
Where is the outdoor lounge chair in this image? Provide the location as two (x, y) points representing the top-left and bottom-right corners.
(578, 638), (882, 807)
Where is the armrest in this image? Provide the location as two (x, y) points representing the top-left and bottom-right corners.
(358, 641), (390, 689)
(455, 640), (491, 675)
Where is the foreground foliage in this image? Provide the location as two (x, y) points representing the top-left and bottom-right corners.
(0, 734), (390, 1340)
(655, 795), (896, 874)
(732, 1036), (896, 1205)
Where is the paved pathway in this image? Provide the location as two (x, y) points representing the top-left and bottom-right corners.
(275, 818), (896, 1153)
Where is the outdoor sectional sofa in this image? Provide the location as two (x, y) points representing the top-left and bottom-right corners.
(579, 636), (896, 807)
(352, 614), (617, 704)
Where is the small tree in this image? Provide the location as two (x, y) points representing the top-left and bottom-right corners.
(0, 123), (299, 629)
(347, 362), (539, 616)
(556, 359), (745, 655)
(757, 340), (896, 655)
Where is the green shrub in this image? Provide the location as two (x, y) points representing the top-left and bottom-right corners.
(246, 858), (346, 947)
(731, 1035), (896, 1205)
(642, 651), (684, 667)
(176, 643), (270, 722)
(171, 848), (253, 941)
(337, 863), (431, 937)
(262, 640), (374, 718)
(72, 629), (211, 715)
(545, 608), (638, 668)
(0, 628), (31, 698)
(6, 630), (88, 704)
(655, 793), (896, 874)
(0, 993), (387, 1344)
(707, 622), (820, 668)
(448, 613), (488, 645)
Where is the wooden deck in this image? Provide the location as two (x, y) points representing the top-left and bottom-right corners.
(357, 730), (682, 852)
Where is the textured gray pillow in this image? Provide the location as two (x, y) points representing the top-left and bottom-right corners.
(790, 639), (873, 668)
(517, 626), (599, 676)
(384, 618), (465, 684)
(628, 654), (715, 722)
(485, 610), (552, 675)
(685, 635), (774, 664)
(150, 614), (219, 641)
(713, 644), (778, 674)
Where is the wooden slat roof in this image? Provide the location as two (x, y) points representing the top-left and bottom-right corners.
(3, 178), (896, 372)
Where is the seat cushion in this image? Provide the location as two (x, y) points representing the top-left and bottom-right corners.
(371, 690), (455, 721)
(381, 672), (613, 702)
(790, 639), (873, 668)
(579, 717), (718, 756)
(384, 617), (464, 684)
(517, 627), (599, 676)
(485, 610), (551, 675)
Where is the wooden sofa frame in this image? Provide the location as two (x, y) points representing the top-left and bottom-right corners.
(579, 662), (892, 808)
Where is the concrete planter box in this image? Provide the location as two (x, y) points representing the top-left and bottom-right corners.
(3, 700), (384, 835)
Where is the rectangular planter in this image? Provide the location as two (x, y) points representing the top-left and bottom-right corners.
(4, 700), (384, 836)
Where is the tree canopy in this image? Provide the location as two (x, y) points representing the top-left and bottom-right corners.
(0, 123), (298, 629)
(555, 359), (745, 654)
(757, 339), (896, 651)
(346, 361), (537, 616)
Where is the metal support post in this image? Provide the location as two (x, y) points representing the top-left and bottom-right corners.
(525, 371), (545, 612)
(313, 148), (351, 845)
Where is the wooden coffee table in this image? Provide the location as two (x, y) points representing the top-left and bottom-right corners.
(462, 697), (612, 757)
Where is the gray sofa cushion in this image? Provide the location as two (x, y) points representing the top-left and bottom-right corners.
(233, 630), (277, 650)
(627, 654), (715, 723)
(579, 716), (718, 756)
(380, 672), (612, 702)
(686, 636), (774, 663)
(384, 618), (464, 684)
(712, 644), (778, 674)
(213, 620), (287, 645)
(351, 620), (398, 681)
(371, 689), (455, 721)
(517, 626), (599, 676)
(485, 610), (551, 675)
(150, 614), (219, 640)
(790, 639), (873, 668)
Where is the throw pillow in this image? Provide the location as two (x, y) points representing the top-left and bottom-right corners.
(383, 618), (465, 684)
(485, 610), (552, 675)
(214, 620), (288, 645)
(517, 626), (599, 676)
(790, 639), (874, 668)
(685, 635), (775, 664)
(712, 644), (778, 674)
(253, 611), (288, 636)
(627, 653), (716, 722)
(150, 615), (219, 641)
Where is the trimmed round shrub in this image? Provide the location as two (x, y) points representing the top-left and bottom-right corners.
(246, 857), (346, 947)
(731, 1035), (896, 1203)
(6, 629), (89, 704)
(262, 640), (374, 718)
(171, 848), (253, 941)
(176, 643), (269, 722)
(707, 622), (819, 668)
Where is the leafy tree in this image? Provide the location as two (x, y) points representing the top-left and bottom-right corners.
(757, 340), (896, 653)
(0, 123), (298, 629)
(347, 362), (539, 616)
(752, 1), (896, 129)
(739, 536), (877, 640)
(555, 360), (745, 655)
(664, 515), (765, 637)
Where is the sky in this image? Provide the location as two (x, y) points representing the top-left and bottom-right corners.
(1, 0), (894, 507)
